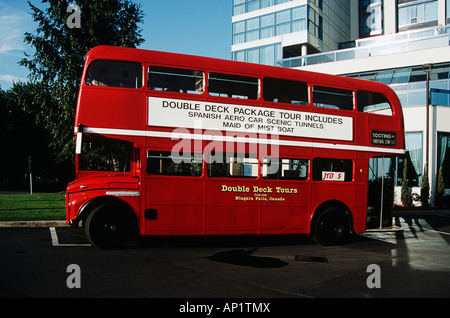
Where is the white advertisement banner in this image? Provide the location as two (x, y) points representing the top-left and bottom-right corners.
(148, 97), (353, 141)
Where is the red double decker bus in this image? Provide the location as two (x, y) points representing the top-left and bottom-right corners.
(66, 45), (405, 249)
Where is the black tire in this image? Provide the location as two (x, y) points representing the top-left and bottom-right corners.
(313, 207), (350, 246)
(85, 203), (136, 249)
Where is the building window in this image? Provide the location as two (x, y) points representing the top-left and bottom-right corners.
(308, 6), (323, 40)
(233, 0), (291, 15)
(233, 43), (282, 66)
(398, 0), (438, 28)
(276, 9), (291, 35)
(345, 63), (450, 107)
(246, 17), (260, 42)
(232, 5), (307, 46)
(405, 132), (423, 186)
(438, 132), (450, 189)
(359, 0), (383, 37)
(447, 0), (450, 23)
(233, 0), (246, 15)
(233, 21), (246, 44)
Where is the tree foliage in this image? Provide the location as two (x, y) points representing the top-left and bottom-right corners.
(401, 160), (411, 207)
(19, 0), (145, 163)
(0, 82), (58, 187)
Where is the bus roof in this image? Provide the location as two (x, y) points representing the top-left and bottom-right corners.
(84, 45), (399, 100)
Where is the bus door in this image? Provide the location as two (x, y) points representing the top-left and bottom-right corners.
(366, 156), (395, 229)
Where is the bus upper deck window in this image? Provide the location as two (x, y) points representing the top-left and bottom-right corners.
(263, 78), (308, 105)
(86, 60), (143, 88)
(313, 86), (353, 111)
(148, 66), (204, 94)
(357, 91), (393, 116)
(208, 73), (258, 100)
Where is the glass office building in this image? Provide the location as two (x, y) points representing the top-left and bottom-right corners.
(232, 0), (351, 65)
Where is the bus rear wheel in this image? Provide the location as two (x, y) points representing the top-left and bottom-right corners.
(85, 203), (136, 249)
(313, 207), (350, 246)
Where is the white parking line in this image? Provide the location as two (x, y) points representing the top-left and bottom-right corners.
(428, 229), (450, 236)
(49, 227), (91, 247)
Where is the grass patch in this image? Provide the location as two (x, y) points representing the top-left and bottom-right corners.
(0, 192), (66, 221)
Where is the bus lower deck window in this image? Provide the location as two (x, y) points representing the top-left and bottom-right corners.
(207, 152), (258, 178)
(312, 158), (353, 182)
(147, 151), (203, 177)
(263, 158), (309, 180)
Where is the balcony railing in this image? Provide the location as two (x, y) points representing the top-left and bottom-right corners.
(278, 25), (450, 68)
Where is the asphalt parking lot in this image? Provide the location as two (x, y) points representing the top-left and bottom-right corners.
(1, 212), (450, 305)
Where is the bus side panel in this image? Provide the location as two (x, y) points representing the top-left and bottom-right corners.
(310, 183), (355, 216)
(206, 179), (260, 235)
(260, 181), (310, 234)
(142, 177), (205, 235)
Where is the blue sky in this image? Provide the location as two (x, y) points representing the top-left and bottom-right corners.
(0, 0), (232, 90)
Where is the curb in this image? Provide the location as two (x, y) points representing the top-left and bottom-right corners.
(0, 220), (68, 228)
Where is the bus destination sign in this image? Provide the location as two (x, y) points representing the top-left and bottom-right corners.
(371, 130), (397, 146)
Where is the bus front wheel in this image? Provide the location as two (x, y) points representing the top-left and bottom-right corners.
(85, 203), (136, 249)
(313, 207), (350, 246)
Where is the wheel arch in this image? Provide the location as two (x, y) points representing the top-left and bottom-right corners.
(76, 196), (138, 228)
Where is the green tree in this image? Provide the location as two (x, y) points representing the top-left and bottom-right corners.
(401, 160), (411, 207)
(0, 82), (58, 187)
(421, 165), (430, 208)
(0, 89), (9, 184)
(20, 0), (144, 164)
